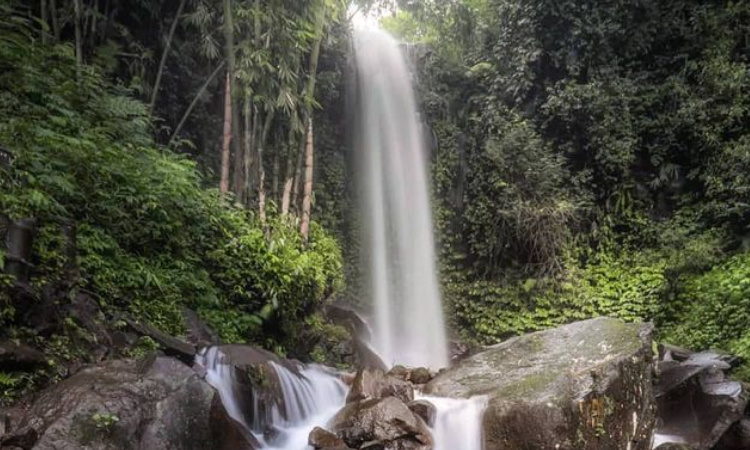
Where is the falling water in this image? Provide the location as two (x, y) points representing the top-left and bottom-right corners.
(198, 347), (348, 450)
(353, 26), (449, 369)
(422, 395), (488, 450)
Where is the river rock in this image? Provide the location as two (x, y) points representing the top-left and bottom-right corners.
(715, 417), (750, 450)
(407, 400), (437, 427)
(346, 368), (414, 404)
(309, 426), (352, 449)
(409, 368), (432, 385)
(0, 342), (46, 371)
(182, 307), (220, 349)
(200, 345), (294, 432)
(655, 354), (748, 450)
(123, 317), (196, 362)
(424, 317), (656, 450)
(330, 397), (432, 450)
(0, 356), (254, 450)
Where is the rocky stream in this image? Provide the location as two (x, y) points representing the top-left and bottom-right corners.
(1, 315), (748, 450)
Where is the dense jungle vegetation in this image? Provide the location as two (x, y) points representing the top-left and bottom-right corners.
(1, 0), (750, 402)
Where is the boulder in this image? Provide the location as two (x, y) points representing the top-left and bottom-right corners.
(198, 345), (295, 433)
(346, 368), (414, 404)
(309, 426), (351, 449)
(0, 342), (46, 371)
(181, 308), (220, 349)
(0, 356), (254, 450)
(407, 400), (436, 427)
(409, 368), (432, 385)
(424, 318), (656, 450)
(715, 417), (750, 450)
(654, 352), (748, 450)
(123, 317), (196, 362)
(330, 397), (432, 450)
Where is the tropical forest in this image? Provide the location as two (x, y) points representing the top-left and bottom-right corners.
(0, 0), (749, 449)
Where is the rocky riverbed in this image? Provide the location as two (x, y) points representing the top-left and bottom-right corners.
(1, 317), (748, 450)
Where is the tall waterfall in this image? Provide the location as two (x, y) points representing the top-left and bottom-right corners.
(353, 26), (449, 369)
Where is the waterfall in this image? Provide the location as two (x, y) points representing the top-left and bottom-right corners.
(420, 395), (488, 450)
(198, 347), (348, 450)
(353, 26), (449, 369)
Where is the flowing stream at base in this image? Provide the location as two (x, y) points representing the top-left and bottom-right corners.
(201, 347), (487, 450)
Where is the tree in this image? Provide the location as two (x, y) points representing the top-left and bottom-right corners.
(149, 0), (188, 114)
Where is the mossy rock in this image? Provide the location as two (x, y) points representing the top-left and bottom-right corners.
(424, 318), (656, 450)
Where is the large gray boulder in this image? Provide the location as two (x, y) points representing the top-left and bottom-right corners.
(330, 397), (432, 450)
(346, 368), (414, 404)
(0, 355), (256, 450)
(424, 318), (656, 450)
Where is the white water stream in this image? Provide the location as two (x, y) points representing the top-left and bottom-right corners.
(199, 347), (347, 450)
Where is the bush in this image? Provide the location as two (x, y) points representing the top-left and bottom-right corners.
(448, 249), (667, 345)
(660, 252), (750, 362)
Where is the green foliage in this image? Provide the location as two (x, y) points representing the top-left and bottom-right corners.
(449, 248), (667, 344)
(0, 19), (343, 353)
(127, 336), (160, 359)
(91, 412), (120, 431)
(660, 252), (750, 360)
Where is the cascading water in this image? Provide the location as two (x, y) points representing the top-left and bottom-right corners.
(353, 26), (449, 370)
(199, 347), (347, 450)
(422, 395), (488, 450)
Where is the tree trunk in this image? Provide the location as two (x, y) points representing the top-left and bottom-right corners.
(299, 119), (315, 243)
(280, 125), (296, 216)
(149, 0), (187, 114)
(168, 61), (225, 146)
(257, 111), (276, 224)
(298, 11), (325, 243)
(290, 132), (305, 216)
(220, 71), (232, 195)
(74, 0), (83, 77)
(50, 0), (59, 41)
(88, 0), (98, 49)
(41, 0), (48, 44)
(271, 142), (280, 205)
(239, 95), (253, 205)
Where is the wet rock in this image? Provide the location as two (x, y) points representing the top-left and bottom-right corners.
(65, 292), (113, 358)
(0, 356), (240, 450)
(408, 400), (436, 427)
(409, 368), (432, 385)
(324, 305), (388, 371)
(424, 318), (656, 450)
(309, 426), (351, 449)
(123, 317), (196, 362)
(346, 368), (414, 404)
(209, 395), (260, 450)
(655, 351), (748, 450)
(331, 397), (432, 450)
(353, 337), (389, 372)
(449, 340), (475, 363)
(201, 345), (293, 432)
(182, 307), (220, 349)
(653, 445), (696, 450)
(715, 417), (750, 450)
(325, 305), (372, 342)
(0, 342), (46, 371)
(388, 365), (409, 381)
(385, 366), (432, 385)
